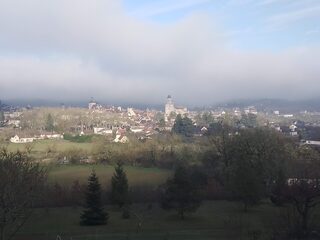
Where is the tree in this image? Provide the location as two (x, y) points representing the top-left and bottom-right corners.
(110, 162), (129, 208)
(45, 113), (54, 132)
(158, 118), (166, 128)
(172, 114), (194, 137)
(226, 128), (291, 211)
(270, 167), (288, 206)
(63, 147), (86, 164)
(195, 112), (214, 126)
(24, 142), (35, 154)
(230, 156), (264, 211)
(80, 170), (108, 226)
(0, 112), (3, 122)
(278, 146), (320, 238)
(161, 166), (202, 219)
(92, 142), (113, 164)
(281, 180), (320, 239)
(0, 149), (47, 240)
(240, 113), (257, 128)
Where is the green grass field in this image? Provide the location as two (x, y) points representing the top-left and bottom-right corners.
(15, 201), (283, 240)
(48, 164), (172, 189)
(7, 139), (94, 153)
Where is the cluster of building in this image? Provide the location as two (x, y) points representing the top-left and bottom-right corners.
(10, 133), (63, 143)
(85, 95), (188, 142)
(2, 96), (320, 146)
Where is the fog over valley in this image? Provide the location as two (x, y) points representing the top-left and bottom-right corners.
(0, 0), (319, 105)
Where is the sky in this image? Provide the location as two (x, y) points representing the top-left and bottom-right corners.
(0, 0), (319, 106)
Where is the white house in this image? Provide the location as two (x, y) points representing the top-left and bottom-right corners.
(289, 124), (297, 131)
(201, 127), (208, 133)
(130, 126), (144, 133)
(44, 134), (63, 139)
(273, 110), (280, 115)
(305, 140), (320, 146)
(113, 135), (129, 143)
(93, 127), (113, 135)
(7, 120), (21, 127)
(290, 131), (298, 136)
(10, 135), (34, 143)
(127, 108), (136, 117)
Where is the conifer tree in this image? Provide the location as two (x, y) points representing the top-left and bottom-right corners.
(0, 111), (4, 122)
(110, 161), (129, 208)
(45, 113), (54, 132)
(80, 170), (108, 225)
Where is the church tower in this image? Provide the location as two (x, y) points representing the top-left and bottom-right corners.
(165, 95), (175, 122)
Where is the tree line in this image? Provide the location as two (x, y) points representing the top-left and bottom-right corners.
(1, 114), (320, 239)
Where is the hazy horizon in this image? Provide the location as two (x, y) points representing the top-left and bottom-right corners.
(2, 97), (320, 111)
(0, 0), (319, 105)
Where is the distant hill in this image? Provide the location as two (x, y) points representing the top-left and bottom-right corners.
(213, 98), (320, 113)
(2, 98), (164, 110)
(2, 98), (320, 113)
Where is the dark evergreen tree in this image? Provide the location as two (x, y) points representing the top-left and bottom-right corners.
(0, 111), (4, 127)
(80, 170), (108, 225)
(45, 113), (54, 132)
(110, 161), (129, 208)
(161, 166), (202, 219)
(0, 111), (4, 122)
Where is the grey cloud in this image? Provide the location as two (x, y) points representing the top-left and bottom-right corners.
(0, 0), (319, 106)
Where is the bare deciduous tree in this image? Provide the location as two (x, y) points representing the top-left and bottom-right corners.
(0, 149), (47, 240)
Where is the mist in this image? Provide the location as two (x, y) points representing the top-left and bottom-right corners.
(0, 0), (319, 106)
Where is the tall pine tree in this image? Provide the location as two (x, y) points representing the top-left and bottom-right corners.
(80, 170), (108, 225)
(110, 161), (129, 208)
(45, 113), (54, 132)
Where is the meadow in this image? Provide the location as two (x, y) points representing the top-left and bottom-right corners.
(48, 164), (172, 189)
(15, 201), (282, 240)
(7, 139), (94, 153)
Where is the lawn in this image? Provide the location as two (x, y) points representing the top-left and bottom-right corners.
(7, 139), (94, 153)
(48, 164), (172, 189)
(15, 201), (280, 240)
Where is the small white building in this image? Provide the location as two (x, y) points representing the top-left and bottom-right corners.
(113, 135), (129, 143)
(274, 126), (282, 132)
(305, 140), (320, 146)
(93, 127), (113, 135)
(10, 135), (34, 143)
(44, 134), (63, 139)
(201, 127), (208, 133)
(290, 131), (298, 136)
(289, 124), (297, 132)
(244, 106), (258, 115)
(7, 120), (21, 127)
(127, 108), (136, 117)
(130, 126), (144, 133)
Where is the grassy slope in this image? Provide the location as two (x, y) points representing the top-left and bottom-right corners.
(7, 140), (93, 153)
(16, 201), (279, 240)
(48, 164), (172, 188)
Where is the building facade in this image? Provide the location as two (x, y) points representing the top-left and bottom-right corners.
(164, 95), (188, 122)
